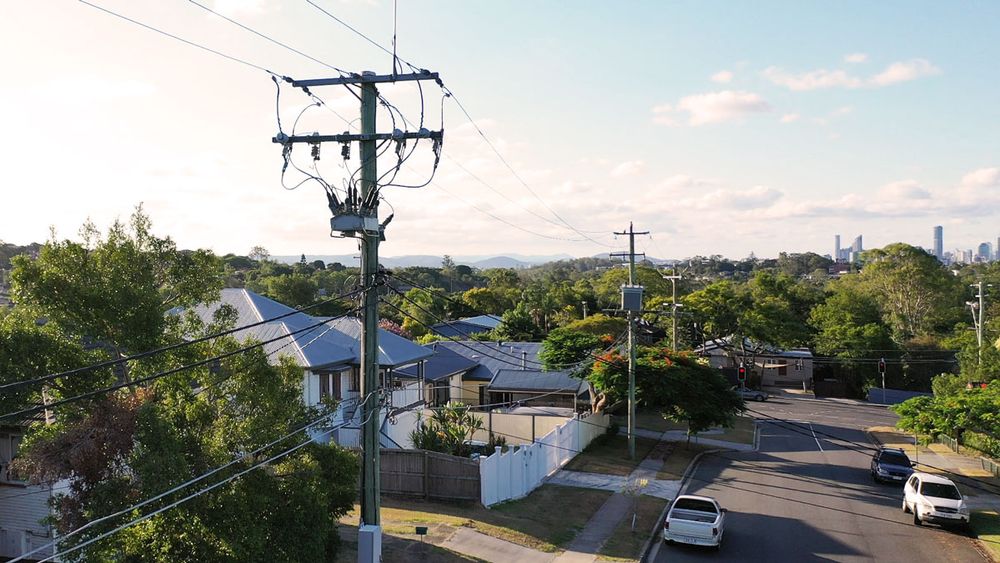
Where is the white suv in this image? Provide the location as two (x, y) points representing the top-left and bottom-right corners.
(902, 472), (970, 529)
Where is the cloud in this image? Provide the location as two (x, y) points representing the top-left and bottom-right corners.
(844, 53), (868, 64)
(652, 91), (771, 126)
(961, 167), (1000, 188)
(878, 180), (931, 200)
(780, 113), (800, 124)
(711, 70), (734, 83)
(869, 59), (941, 86)
(764, 58), (940, 91)
(610, 160), (645, 177)
(762, 67), (863, 91)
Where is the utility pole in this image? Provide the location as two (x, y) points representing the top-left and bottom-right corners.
(273, 70), (442, 563)
(969, 282), (991, 367)
(611, 223), (647, 460)
(582, 301), (589, 318)
(662, 268), (682, 352)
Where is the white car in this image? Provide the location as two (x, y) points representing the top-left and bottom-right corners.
(663, 495), (727, 550)
(902, 472), (970, 529)
(736, 387), (769, 402)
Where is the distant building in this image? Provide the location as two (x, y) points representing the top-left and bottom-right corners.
(977, 242), (992, 262)
(850, 235), (863, 261)
(833, 233), (862, 262)
(933, 226), (943, 261)
(695, 337), (814, 388)
(834, 235), (841, 262)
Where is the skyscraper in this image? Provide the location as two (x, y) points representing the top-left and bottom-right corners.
(978, 242), (992, 261)
(933, 226), (943, 260)
(834, 235), (841, 262)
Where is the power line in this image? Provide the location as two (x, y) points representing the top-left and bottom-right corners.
(0, 304), (364, 423)
(10, 411), (354, 562)
(185, 0), (351, 76)
(32, 426), (336, 563)
(0, 287), (365, 393)
(78, 0), (279, 75)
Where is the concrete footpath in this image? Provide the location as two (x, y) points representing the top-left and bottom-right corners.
(442, 528), (556, 563)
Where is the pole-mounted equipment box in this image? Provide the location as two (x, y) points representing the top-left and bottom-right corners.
(621, 285), (644, 312)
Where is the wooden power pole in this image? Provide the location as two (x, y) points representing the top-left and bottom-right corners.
(611, 222), (647, 460)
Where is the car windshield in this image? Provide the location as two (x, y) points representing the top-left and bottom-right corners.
(921, 482), (961, 500)
(879, 453), (910, 466)
(673, 498), (718, 513)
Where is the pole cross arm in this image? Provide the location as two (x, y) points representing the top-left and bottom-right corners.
(292, 71), (440, 87)
(274, 130), (443, 144)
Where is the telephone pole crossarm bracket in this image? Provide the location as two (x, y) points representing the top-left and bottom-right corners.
(292, 71), (440, 87)
(274, 130), (443, 144)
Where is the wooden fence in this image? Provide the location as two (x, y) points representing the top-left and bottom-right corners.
(380, 449), (481, 502)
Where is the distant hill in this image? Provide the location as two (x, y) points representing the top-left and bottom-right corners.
(273, 253), (575, 269)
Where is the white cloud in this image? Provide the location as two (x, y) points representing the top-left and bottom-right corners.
(652, 91), (771, 126)
(961, 167), (1000, 188)
(764, 58), (940, 90)
(610, 160), (645, 177)
(870, 59), (941, 86)
(780, 113), (800, 124)
(844, 53), (868, 64)
(763, 67), (862, 91)
(711, 70), (734, 83)
(878, 180), (931, 200)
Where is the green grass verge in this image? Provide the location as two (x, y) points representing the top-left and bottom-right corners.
(972, 510), (1000, 560)
(615, 412), (756, 446)
(563, 434), (660, 476)
(338, 484), (613, 555)
(597, 494), (669, 562)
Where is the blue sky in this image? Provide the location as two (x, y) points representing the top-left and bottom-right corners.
(2, 1), (999, 260)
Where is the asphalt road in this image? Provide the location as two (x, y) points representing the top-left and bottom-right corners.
(654, 395), (988, 563)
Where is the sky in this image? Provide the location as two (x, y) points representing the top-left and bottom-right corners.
(2, 1), (1000, 261)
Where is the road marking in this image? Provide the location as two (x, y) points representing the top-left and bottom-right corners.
(809, 423), (824, 452)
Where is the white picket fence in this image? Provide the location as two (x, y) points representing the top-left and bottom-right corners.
(480, 413), (609, 507)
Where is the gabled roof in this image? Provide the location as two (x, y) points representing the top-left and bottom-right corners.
(488, 368), (588, 395)
(459, 315), (503, 329)
(189, 288), (431, 369)
(394, 343), (479, 382)
(695, 336), (813, 358)
(429, 315), (502, 338)
(436, 341), (543, 381)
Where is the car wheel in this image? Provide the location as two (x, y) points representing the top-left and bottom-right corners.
(755, 395), (765, 402)
(913, 511), (921, 526)
(902, 499), (910, 513)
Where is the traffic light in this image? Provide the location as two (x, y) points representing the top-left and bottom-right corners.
(738, 364), (747, 382)
(878, 358), (886, 374)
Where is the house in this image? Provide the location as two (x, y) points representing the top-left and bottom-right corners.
(486, 369), (589, 411)
(429, 315), (502, 338)
(696, 337), (814, 388)
(397, 341), (542, 408)
(188, 288), (433, 445)
(1, 426), (57, 560)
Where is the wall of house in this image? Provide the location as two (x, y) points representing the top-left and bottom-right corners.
(0, 484), (54, 559)
(465, 411), (570, 445)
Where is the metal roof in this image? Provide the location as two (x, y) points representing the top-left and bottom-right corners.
(436, 341), (543, 381)
(488, 368), (588, 394)
(188, 289), (431, 369)
(394, 344), (479, 382)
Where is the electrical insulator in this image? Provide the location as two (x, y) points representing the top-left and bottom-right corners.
(341, 142), (350, 160)
(311, 143), (320, 161)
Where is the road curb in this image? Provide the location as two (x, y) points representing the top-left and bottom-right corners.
(640, 447), (724, 563)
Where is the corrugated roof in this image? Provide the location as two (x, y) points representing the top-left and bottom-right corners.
(395, 345), (479, 382)
(188, 288), (430, 369)
(488, 369), (587, 394)
(436, 341), (543, 381)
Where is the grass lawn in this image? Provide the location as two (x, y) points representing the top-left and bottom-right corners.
(336, 484), (613, 557)
(971, 510), (1000, 560)
(597, 494), (669, 562)
(615, 411), (756, 446)
(657, 442), (719, 481)
(563, 434), (660, 476)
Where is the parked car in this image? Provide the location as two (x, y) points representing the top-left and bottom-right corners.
(736, 387), (769, 402)
(663, 495), (727, 550)
(902, 472), (970, 529)
(870, 446), (915, 483)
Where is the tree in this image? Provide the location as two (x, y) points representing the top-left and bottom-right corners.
(11, 208), (221, 356)
(588, 348), (743, 435)
(539, 328), (602, 370)
(399, 287), (449, 337)
(859, 243), (962, 343)
(561, 313), (627, 338)
(263, 273), (318, 309)
(8, 212), (357, 561)
(409, 403), (484, 457)
(494, 303), (539, 341)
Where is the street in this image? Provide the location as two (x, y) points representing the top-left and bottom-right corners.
(655, 396), (988, 562)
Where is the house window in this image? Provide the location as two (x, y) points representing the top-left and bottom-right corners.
(0, 432), (24, 483)
(350, 367), (360, 392)
(777, 361), (788, 376)
(318, 373), (332, 399)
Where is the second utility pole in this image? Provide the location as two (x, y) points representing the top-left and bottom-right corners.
(612, 223), (647, 460)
